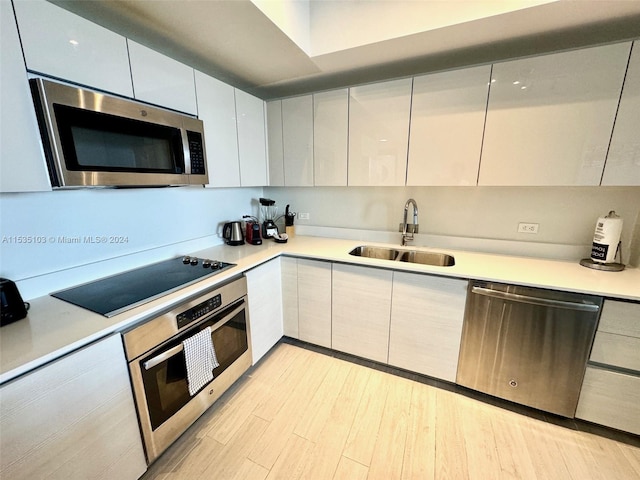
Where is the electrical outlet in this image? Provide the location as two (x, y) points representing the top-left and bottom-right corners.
(298, 212), (310, 220)
(518, 222), (539, 234)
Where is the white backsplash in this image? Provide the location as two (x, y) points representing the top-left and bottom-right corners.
(266, 186), (640, 265)
(0, 186), (262, 298)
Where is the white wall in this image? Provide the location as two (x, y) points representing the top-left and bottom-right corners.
(265, 186), (640, 264)
(0, 187), (261, 298)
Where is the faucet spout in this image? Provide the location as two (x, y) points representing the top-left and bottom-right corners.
(400, 199), (419, 246)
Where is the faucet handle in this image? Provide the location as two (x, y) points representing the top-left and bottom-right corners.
(398, 223), (419, 234)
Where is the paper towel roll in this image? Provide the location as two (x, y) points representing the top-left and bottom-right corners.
(591, 211), (623, 264)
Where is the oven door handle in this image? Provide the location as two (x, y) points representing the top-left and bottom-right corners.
(142, 300), (246, 371)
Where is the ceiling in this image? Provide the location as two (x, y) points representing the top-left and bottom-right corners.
(50, 0), (640, 99)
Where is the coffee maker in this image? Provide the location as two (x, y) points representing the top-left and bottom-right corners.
(243, 216), (262, 245)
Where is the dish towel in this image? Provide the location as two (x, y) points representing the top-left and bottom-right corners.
(183, 326), (219, 396)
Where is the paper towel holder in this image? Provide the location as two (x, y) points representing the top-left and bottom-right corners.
(580, 241), (625, 271)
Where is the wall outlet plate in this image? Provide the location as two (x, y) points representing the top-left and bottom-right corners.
(518, 222), (539, 234)
(298, 212), (310, 220)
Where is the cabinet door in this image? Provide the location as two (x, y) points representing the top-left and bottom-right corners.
(407, 66), (490, 186)
(13, 0), (133, 97)
(479, 43), (631, 186)
(348, 78), (412, 186)
(602, 42), (640, 185)
(0, 1), (50, 192)
(298, 259), (332, 348)
(314, 89), (348, 186)
(283, 95), (314, 186)
(236, 89), (268, 186)
(389, 273), (467, 382)
(128, 40), (197, 114)
(332, 264), (393, 363)
(246, 259), (284, 364)
(281, 257), (299, 338)
(194, 70), (240, 187)
(576, 366), (640, 435)
(266, 100), (285, 186)
(0, 335), (147, 480)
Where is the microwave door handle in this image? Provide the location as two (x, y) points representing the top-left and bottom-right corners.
(142, 299), (246, 371)
(181, 129), (191, 175)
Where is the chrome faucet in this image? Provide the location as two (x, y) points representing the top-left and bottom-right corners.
(400, 198), (419, 246)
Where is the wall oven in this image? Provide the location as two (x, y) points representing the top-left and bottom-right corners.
(123, 276), (252, 464)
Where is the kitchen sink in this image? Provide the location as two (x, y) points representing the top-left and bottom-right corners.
(397, 250), (455, 266)
(348, 246), (401, 260)
(348, 246), (455, 267)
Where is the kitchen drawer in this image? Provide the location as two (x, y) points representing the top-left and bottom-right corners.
(590, 331), (640, 372)
(576, 366), (640, 435)
(598, 300), (640, 338)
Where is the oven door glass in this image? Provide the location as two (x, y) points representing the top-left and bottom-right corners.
(140, 300), (248, 430)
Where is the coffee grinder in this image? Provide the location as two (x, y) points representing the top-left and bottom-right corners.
(259, 198), (279, 238)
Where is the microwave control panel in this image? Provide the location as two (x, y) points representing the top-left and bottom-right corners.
(187, 131), (206, 175)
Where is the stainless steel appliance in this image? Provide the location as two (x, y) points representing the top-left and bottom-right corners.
(123, 276), (252, 464)
(51, 256), (234, 317)
(223, 221), (245, 246)
(30, 78), (208, 188)
(456, 281), (602, 417)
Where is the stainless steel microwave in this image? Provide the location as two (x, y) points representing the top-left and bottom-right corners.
(30, 78), (208, 188)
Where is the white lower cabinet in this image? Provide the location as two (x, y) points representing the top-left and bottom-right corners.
(575, 299), (640, 434)
(297, 259), (332, 348)
(331, 264), (393, 363)
(388, 272), (467, 382)
(0, 334), (146, 480)
(246, 258), (284, 364)
(576, 367), (640, 435)
(281, 256), (299, 338)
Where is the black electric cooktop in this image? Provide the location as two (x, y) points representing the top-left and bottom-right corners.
(51, 256), (235, 317)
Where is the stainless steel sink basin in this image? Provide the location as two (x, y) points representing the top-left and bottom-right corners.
(348, 246), (455, 267)
(348, 246), (400, 260)
(397, 250), (455, 266)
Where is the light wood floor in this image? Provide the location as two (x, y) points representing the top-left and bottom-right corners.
(142, 342), (640, 480)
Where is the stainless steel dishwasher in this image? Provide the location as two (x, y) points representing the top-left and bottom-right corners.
(456, 281), (602, 417)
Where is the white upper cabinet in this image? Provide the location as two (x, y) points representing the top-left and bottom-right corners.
(266, 100), (285, 186)
(13, 0), (133, 98)
(602, 42), (640, 186)
(1, 1), (50, 192)
(407, 66), (491, 186)
(194, 70), (240, 187)
(348, 78), (412, 186)
(236, 89), (268, 186)
(314, 89), (349, 186)
(479, 43), (631, 186)
(283, 95), (314, 186)
(128, 40), (197, 115)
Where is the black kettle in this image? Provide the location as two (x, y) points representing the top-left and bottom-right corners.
(223, 222), (245, 246)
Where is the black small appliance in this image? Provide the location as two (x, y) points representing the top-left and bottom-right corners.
(1, 278), (29, 326)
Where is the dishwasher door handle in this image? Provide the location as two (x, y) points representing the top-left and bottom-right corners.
(471, 286), (600, 312)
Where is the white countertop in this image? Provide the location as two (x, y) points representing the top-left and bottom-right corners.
(1, 235), (639, 384)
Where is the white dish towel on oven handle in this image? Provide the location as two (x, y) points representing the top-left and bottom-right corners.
(183, 326), (219, 396)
